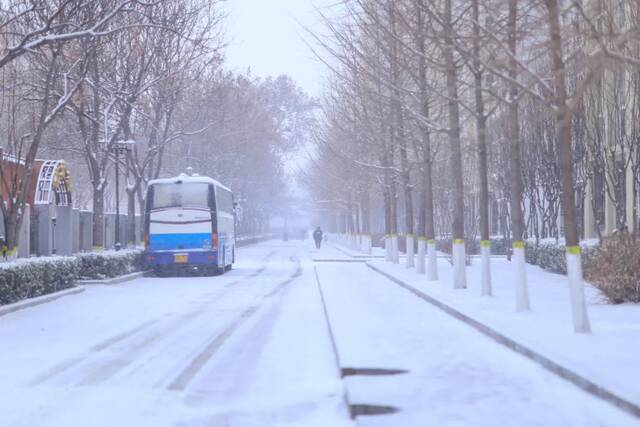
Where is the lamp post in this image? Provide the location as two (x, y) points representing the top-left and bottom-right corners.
(51, 217), (57, 255)
(113, 140), (136, 251)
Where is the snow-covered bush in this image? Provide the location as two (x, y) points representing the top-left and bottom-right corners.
(436, 238), (509, 255)
(77, 250), (144, 280)
(586, 233), (640, 304)
(0, 250), (144, 306)
(0, 257), (79, 305)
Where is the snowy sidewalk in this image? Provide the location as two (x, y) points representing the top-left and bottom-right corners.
(358, 250), (640, 417)
(315, 261), (639, 426)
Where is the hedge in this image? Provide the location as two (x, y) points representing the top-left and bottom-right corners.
(433, 237), (598, 273)
(436, 238), (509, 255)
(0, 250), (143, 306)
(76, 250), (144, 280)
(524, 238), (598, 275)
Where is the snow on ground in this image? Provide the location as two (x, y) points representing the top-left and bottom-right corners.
(0, 242), (352, 427)
(1, 239), (638, 426)
(315, 252), (640, 427)
(361, 246), (640, 410)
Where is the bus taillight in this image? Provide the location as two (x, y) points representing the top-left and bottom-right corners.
(212, 232), (218, 250)
(144, 233), (149, 249)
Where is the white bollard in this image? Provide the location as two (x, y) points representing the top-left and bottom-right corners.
(427, 239), (439, 281)
(406, 234), (415, 268)
(566, 246), (591, 333)
(363, 234), (372, 255)
(391, 234), (399, 264)
(453, 239), (467, 289)
(416, 237), (426, 274)
(513, 241), (530, 311)
(481, 240), (492, 296)
(385, 235), (392, 262)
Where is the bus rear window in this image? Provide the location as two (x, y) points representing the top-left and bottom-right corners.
(151, 183), (210, 209)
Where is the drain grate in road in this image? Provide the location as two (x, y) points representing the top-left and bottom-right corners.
(341, 367), (408, 377)
(349, 404), (399, 417)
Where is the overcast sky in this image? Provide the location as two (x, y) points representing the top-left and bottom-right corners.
(223, 0), (334, 97)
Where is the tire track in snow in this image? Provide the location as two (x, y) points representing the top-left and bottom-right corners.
(224, 251), (276, 288)
(28, 319), (158, 386)
(167, 256), (302, 392)
(77, 251), (288, 387)
(186, 256), (303, 406)
(74, 254), (281, 387)
(28, 254), (276, 388)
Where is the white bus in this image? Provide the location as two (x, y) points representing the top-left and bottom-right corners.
(144, 174), (235, 276)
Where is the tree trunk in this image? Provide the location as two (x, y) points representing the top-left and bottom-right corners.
(361, 190), (372, 254)
(508, 0), (526, 244)
(93, 184), (105, 249)
(544, 0), (591, 333)
(4, 211), (20, 257)
(127, 188), (137, 246)
(472, 0), (492, 295)
(398, 114), (415, 267)
(508, 0), (530, 310)
(443, 0), (466, 288)
(361, 190), (371, 235)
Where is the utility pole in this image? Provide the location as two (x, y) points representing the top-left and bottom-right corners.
(113, 140), (136, 251)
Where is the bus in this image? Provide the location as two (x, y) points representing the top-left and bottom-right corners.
(144, 174), (235, 276)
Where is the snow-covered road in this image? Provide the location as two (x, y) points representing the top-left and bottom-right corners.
(0, 243), (350, 427)
(0, 240), (637, 426)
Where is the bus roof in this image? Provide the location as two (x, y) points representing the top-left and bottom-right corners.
(148, 175), (232, 193)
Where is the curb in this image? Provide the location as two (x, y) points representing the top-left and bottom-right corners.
(313, 265), (354, 420)
(77, 271), (149, 286)
(366, 262), (640, 419)
(0, 287), (85, 318)
(331, 245), (384, 259)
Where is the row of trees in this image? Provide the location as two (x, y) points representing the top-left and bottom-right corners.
(0, 1), (314, 250)
(305, 0), (640, 332)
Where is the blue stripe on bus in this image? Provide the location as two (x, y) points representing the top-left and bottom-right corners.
(150, 233), (212, 251)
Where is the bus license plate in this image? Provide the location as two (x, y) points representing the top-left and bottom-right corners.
(174, 254), (188, 264)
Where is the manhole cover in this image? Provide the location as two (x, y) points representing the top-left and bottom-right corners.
(349, 404), (399, 417)
(341, 367), (408, 377)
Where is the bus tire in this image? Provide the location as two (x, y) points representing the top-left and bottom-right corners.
(218, 251), (226, 275)
(207, 267), (217, 277)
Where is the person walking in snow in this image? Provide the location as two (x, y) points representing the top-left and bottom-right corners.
(313, 227), (323, 249)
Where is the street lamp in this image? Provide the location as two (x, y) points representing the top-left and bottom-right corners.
(112, 140), (136, 251)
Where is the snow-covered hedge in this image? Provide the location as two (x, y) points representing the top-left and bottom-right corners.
(0, 250), (143, 306)
(0, 257), (79, 305)
(524, 239), (599, 274)
(436, 238), (509, 255)
(77, 250), (144, 280)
